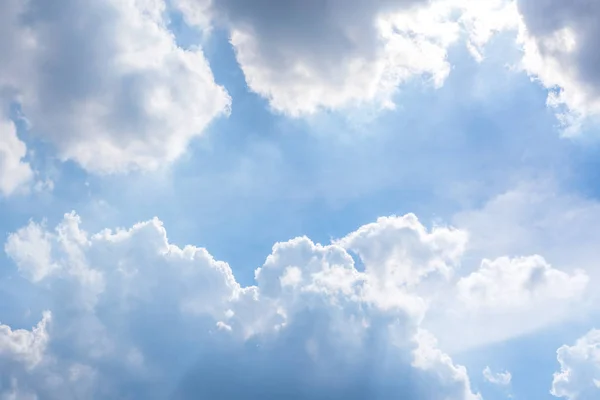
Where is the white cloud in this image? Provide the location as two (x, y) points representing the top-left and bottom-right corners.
(426, 253), (589, 353)
(457, 255), (588, 312)
(459, 0), (600, 134)
(172, 0), (528, 116)
(0, 312), (51, 368)
(453, 182), (600, 277)
(0, 312), (67, 400)
(337, 214), (468, 288)
(0, 118), (33, 196)
(0, 0), (230, 173)
(176, 0), (471, 115)
(412, 329), (480, 400)
(421, 182), (600, 353)
(2, 212), (480, 399)
(483, 366), (512, 386)
(552, 330), (600, 399)
(5, 221), (58, 283)
(515, 0), (600, 134)
(455, 0), (520, 61)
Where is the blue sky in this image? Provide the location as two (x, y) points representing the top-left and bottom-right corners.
(2, 0), (600, 399)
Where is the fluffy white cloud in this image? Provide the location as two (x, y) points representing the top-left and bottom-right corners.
(552, 330), (600, 399)
(483, 366), (512, 386)
(337, 214), (468, 288)
(0, 0), (230, 173)
(0, 312), (50, 368)
(426, 253), (589, 353)
(462, 0), (600, 134)
(176, 0), (472, 115)
(420, 182), (600, 352)
(515, 0), (600, 134)
(2, 212), (480, 399)
(0, 312), (61, 399)
(457, 255), (588, 312)
(171, 0), (529, 116)
(0, 118), (33, 196)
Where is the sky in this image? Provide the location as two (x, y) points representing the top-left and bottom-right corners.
(1, 0), (600, 399)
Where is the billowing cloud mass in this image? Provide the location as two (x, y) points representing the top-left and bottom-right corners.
(177, 0), (465, 115)
(0, 118), (33, 196)
(516, 0), (600, 133)
(2, 212), (481, 399)
(0, 311), (53, 399)
(0, 0), (230, 173)
(552, 330), (600, 399)
(172, 0), (600, 134)
(337, 214), (468, 288)
(172, 0), (522, 116)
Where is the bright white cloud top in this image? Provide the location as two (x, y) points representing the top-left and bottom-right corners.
(1, 210), (595, 398)
(1, 0), (600, 399)
(2, 213), (481, 399)
(552, 330), (600, 400)
(0, 118), (33, 196)
(176, 0), (519, 115)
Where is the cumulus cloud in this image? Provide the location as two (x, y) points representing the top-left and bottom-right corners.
(175, 0), (475, 115)
(412, 182), (600, 352)
(0, 118), (33, 196)
(552, 330), (600, 399)
(465, 0), (600, 134)
(0, 311), (50, 368)
(0, 312), (62, 399)
(170, 0), (530, 116)
(337, 214), (468, 288)
(425, 254), (589, 353)
(482, 366), (512, 386)
(0, 0), (230, 173)
(515, 0), (600, 134)
(457, 255), (588, 312)
(2, 212), (480, 399)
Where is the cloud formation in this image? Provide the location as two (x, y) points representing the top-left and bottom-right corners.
(0, 0), (230, 173)
(425, 254), (589, 353)
(457, 255), (588, 312)
(177, 0), (467, 115)
(171, 0), (526, 116)
(516, 0), (600, 133)
(482, 366), (512, 386)
(2, 212), (481, 399)
(0, 118), (33, 196)
(552, 330), (600, 399)
(422, 183), (598, 353)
